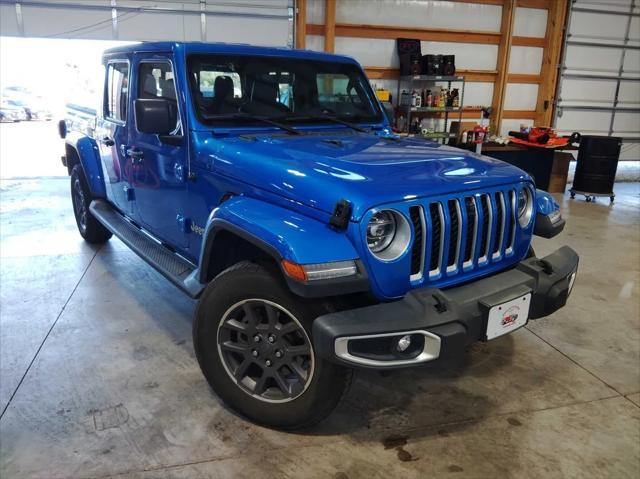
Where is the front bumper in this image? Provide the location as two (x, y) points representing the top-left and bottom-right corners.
(313, 246), (579, 369)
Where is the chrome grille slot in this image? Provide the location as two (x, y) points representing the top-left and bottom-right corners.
(428, 202), (444, 276)
(492, 192), (506, 259)
(409, 206), (425, 280)
(507, 189), (516, 254)
(446, 199), (462, 272)
(479, 194), (492, 262)
(463, 196), (477, 267)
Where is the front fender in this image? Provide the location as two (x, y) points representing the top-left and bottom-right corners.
(196, 196), (368, 297)
(66, 132), (106, 198)
(536, 189), (560, 215)
(205, 196), (360, 264)
(534, 189), (565, 238)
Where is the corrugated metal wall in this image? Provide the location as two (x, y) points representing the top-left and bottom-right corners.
(0, 0), (293, 46)
(556, 0), (639, 160)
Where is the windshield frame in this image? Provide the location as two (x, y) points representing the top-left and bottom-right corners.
(186, 53), (384, 129)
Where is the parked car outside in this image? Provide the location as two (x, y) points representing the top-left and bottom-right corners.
(2, 98), (53, 121)
(0, 101), (27, 122)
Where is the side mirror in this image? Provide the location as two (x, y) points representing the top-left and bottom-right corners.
(134, 98), (173, 135)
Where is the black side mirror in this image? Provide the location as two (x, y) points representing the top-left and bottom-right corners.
(134, 98), (173, 135)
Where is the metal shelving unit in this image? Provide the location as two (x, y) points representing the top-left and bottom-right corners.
(395, 75), (466, 143)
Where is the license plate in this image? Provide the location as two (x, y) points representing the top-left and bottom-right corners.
(485, 293), (531, 340)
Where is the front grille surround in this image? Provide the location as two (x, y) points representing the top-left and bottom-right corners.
(405, 186), (524, 284)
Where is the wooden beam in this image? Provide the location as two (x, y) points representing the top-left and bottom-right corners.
(491, 0), (516, 133)
(363, 67), (500, 82)
(512, 36), (546, 47)
(449, 0), (504, 5)
(324, 0), (336, 53)
(461, 69), (499, 82)
(507, 73), (542, 83)
(503, 110), (537, 119)
(307, 23), (544, 48)
(517, 0), (550, 9)
(535, 0), (568, 126)
(295, 0), (306, 49)
(307, 23), (502, 45)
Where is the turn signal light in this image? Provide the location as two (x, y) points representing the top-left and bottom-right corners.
(282, 260), (307, 282)
(281, 260), (358, 282)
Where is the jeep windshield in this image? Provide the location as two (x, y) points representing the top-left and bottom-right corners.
(187, 54), (383, 128)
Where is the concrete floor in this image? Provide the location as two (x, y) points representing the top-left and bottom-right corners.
(0, 177), (639, 479)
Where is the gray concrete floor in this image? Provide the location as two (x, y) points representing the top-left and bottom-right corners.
(0, 177), (639, 479)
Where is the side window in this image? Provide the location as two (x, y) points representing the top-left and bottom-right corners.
(106, 62), (129, 122)
(138, 61), (180, 132)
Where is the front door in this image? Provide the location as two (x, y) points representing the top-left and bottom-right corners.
(128, 54), (189, 249)
(96, 59), (132, 216)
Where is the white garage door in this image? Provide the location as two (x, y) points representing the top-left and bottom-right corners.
(555, 0), (640, 160)
(0, 0), (294, 47)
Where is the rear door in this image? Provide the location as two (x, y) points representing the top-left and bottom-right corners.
(128, 53), (189, 249)
(96, 59), (133, 215)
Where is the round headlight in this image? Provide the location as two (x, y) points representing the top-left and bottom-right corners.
(517, 187), (534, 227)
(367, 210), (396, 253)
(366, 210), (411, 261)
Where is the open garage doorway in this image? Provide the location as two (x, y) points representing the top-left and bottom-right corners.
(0, 37), (132, 178)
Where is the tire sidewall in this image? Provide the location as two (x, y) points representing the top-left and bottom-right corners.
(70, 165), (88, 236)
(193, 262), (348, 429)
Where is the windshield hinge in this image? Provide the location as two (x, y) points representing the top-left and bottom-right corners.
(330, 199), (352, 231)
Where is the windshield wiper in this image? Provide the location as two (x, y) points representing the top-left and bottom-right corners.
(287, 115), (368, 133)
(203, 113), (301, 135)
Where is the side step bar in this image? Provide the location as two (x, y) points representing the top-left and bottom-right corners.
(90, 200), (204, 298)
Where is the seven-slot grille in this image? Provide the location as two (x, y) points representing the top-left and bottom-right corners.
(409, 189), (517, 281)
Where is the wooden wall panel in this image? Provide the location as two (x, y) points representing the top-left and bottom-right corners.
(301, 0), (562, 129)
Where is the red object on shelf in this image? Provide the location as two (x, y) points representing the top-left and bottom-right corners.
(508, 127), (572, 149)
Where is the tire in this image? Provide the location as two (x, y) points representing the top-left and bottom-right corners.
(70, 164), (112, 244)
(193, 261), (352, 430)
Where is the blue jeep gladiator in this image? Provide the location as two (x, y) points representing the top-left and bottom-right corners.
(60, 42), (578, 429)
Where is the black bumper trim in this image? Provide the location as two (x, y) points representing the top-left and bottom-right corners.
(312, 246), (579, 369)
(534, 212), (566, 238)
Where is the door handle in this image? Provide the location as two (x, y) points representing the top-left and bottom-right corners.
(127, 148), (144, 163)
(101, 137), (115, 146)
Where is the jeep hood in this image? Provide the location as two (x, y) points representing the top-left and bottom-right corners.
(196, 131), (531, 221)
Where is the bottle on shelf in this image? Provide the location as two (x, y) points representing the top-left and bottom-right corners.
(452, 88), (460, 108)
(400, 90), (411, 106)
(426, 89), (432, 108)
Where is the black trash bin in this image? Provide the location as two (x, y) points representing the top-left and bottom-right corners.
(570, 135), (622, 203)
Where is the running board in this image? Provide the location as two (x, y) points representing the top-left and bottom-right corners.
(89, 200), (204, 298)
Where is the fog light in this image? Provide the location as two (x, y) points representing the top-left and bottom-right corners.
(396, 335), (412, 352)
(568, 272), (577, 295)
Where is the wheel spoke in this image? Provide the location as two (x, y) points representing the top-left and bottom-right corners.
(273, 370), (291, 396)
(242, 303), (259, 326)
(289, 361), (309, 382)
(253, 372), (270, 395)
(276, 321), (299, 334)
(285, 344), (311, 357)
(264, 304), (279, 328)
(220, 341), (248, 354)
(233, 358), (252, 380)
(221, 318), (247, 333)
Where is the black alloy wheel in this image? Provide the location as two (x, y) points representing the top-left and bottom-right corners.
(217, 299), (314, 403)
